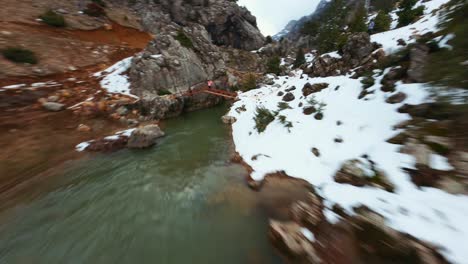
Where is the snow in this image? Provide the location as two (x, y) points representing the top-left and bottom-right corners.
(2, 84), (26, 89)
(93, 57), (138, 98)
(322, 51), (342, 59)
(229, 1), (468, 260)
(371, 0), (450, 54)
(431, 154), (455, 171)
(75, 129), (136, 152)
(305, 53), (315, 63)
(75, 142), (91, 152)
(228, 69), (468, 263)
(435, 33), (455, 50)
(301, 228), (315, 242)
(150, 54), (163, 59)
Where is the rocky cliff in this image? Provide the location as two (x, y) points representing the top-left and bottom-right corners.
(114, 0), (266, 119)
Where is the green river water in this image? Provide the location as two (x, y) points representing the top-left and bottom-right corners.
(0, 106), (281, 264)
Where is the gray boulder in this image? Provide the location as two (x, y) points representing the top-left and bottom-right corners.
(127, 125), (165, 148)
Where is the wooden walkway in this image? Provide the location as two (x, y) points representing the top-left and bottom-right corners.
(182, 87), (237, 99)
(200, 88), (237, 99)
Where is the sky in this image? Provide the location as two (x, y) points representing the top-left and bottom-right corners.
(237, 0), (321, 36)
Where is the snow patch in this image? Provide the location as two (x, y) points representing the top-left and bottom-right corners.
(301, 228), (315, 242)
(75, 128), (136, 152)
(94, 57), (137, 98)
(371, 0), (450, 53)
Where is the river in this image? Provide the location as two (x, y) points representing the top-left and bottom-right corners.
(0, 105), (281, 264)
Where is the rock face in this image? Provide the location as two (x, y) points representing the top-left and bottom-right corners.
(407, 44), (430, 83)
(342, 33), (374, 67)
(126, 0), (264, 119)
(127, 125), (165, 148)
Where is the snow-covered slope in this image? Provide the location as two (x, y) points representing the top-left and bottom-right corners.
(228, 0), (468, 262)
(371, 0), (449, 53)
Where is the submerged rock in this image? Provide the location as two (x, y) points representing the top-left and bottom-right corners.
(127, 125), (165, 148)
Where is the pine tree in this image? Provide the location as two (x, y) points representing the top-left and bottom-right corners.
(293, 48), (306, 68)
(397, 0), (424, 27)
(373, 10), (391, 32)
(266, 56), (281, 75)
(349, 4), (368, 33)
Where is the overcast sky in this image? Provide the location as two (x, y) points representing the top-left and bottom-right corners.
(237, 0), (321, 36)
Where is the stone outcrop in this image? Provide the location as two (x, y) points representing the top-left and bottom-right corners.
(130, 25), (225, 96)
(120, 0), (264, 50)
(352, 207), (449, 264)
(342, 33), (374, 67)
(269, 221), (322, 264)
(407, 43), (430, 83)
(126, 0), (265, 119)
(334, 159), (394, 192)
(304, 33), (384, 78)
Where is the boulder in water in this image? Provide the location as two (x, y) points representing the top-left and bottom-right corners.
(127, 125), (165, 148)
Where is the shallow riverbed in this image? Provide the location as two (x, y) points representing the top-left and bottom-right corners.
(0, 105), (281, 264)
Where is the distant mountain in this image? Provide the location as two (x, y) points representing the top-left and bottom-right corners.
(273, 0), (329, 41)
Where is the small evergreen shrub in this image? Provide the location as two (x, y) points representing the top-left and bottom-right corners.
(293, 48), (306, 68)
(374, 11), (392, 33)
(265, 35), (273, 44)
(397, 0), (425, 27)
(266, 56), (281, 75)
(277, 102), (292, 111)
(361, 76), (376, 89)
(175, 30), (194, 49)
(424, 0), (468, 89)
(241, 73), (257, 91)
(2, 47), (38, 64)
(349, 4), (368, 32)
(278, 115), (293, 132)
(157, 89), (172, 96)
(39, 10), (66, 27)
(253, 106), (276, 133)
